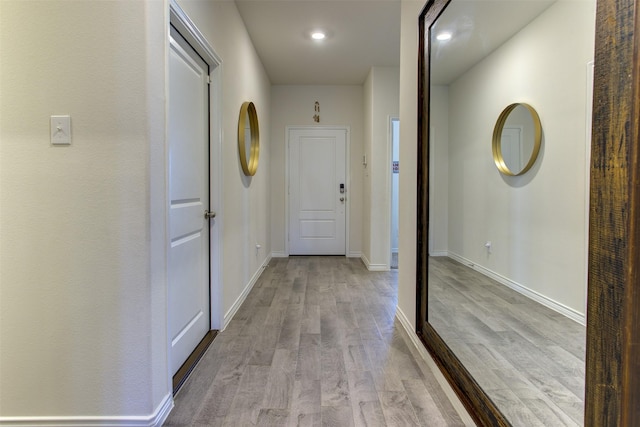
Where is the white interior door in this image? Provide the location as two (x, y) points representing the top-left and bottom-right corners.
(168, 25), (210, 375)
(289, 128), (347, 255)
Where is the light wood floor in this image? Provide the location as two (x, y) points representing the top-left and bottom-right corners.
(164, 256), (471, 427)
(429, 256), (585, 427)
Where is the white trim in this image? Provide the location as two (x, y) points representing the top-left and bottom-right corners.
(360, 253), (389, 272)
(446, 252), (586, 325)
(360, 254), (391, 271)
(169, 1), (221, 68)
(429, 250), (448, 257)
(167, 0), (224, 403)
(271, 251), (289, 258)
(394, 309), (476, 427)
(387, 116), (400, 271)
(284, 126), (351, 256)
(209, 59), (224, 331)
(0, 394), (173, 427)
(223, 255), (272, 330)
(347, 251), (362, 258)
(169, 0), (224, 333)
(367, 264), (389, 272)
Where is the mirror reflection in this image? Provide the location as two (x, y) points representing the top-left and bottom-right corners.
(493, 103), (542, 176)
(428, 0), (595, 425)
(245, 110), (252, 161)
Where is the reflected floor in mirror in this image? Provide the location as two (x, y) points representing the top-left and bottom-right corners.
(429, 256), (585, 426)
(165, 256), (472, 427)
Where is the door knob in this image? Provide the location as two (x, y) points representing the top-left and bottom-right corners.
(340, 197), (345, 202)
(204, 210), (216, 219)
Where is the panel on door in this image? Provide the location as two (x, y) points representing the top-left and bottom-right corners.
(168, 26), (210, 375)
(289, 128), (346, 255)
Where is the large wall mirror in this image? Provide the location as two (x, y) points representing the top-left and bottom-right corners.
(416, 0), (640, 425)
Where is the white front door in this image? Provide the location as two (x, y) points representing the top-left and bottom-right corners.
(168, 26), (210, 375)
(288, 128), (347, 255)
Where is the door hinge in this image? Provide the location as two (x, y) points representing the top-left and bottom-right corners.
(207, 75), (212, 85)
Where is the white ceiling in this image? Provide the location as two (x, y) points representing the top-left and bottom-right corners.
(235, 0), (401, 85)
(234, 0), (555, 86)
(431, 0), (555, 85)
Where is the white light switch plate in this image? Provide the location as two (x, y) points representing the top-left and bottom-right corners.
(50, 115), (71, 145)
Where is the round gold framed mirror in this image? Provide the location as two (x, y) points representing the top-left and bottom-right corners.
(238, 101), (260, 176)
(492, 102), (542, 176)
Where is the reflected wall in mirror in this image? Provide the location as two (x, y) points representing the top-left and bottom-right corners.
(238, 101), (260, 176)
(492, 103), (542, 176)
(423, 0), (596, 425)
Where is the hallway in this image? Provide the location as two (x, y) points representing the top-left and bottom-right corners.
(164, 257), (470, 426)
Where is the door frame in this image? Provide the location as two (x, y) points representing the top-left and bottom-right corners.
(388, 116), (400, 268)
(168, 0), (223, 369)
(285, 126), (351, 256)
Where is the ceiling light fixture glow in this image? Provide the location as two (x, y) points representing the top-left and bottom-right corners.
(436, 32), (452, 41)
(311, 31), (326, 40)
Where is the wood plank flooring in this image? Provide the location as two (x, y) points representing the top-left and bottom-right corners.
(429, 256), (585, 427)
(164, 256), (471, 427)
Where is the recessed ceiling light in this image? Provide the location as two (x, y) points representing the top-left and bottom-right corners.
(436, 32), (452, 41)
(311, 31), (326, 40)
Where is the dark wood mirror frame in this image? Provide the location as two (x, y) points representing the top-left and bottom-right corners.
(416, 0), (640, 425)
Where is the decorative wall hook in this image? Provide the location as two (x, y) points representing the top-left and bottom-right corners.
(313, 101), (320, 123)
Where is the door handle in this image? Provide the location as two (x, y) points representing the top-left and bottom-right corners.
(204, 210), (216, 219)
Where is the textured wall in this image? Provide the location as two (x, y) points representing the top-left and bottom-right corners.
(445, 0), (596, 316)
(363, 67), (400, 269)
(397, 0), (425, 328)
(270, 85), (364, 257)
(174, 0), (272, 325)
(0, 0), (168, 418)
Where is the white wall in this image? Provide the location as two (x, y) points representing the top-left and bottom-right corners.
(445, 0), (596, 316)
(363, 67), (400, 270)
(0, 0), (272, 422)
(270, 85), (363, 257)
(176, 0), (272, 327)
(430, 85), (449, 255)
(397, 0), (425, 328)
(364, 76), (373, 262)
(0, 0), (169, 420)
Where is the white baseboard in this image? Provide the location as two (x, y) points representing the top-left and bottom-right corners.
(360, 253), (389, 271)
(223, 255), (272, 330)
(361, 253), (371, 267)
(446, 251), (586, 326)
(0, 393), (173, 427)
(271, 251), (288, 258)
(429, 250), (448, 257)
(273, 252), (361, 259)
(394, 308), (476, 427)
